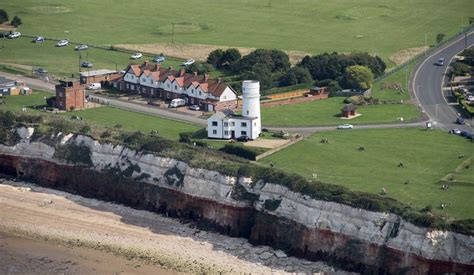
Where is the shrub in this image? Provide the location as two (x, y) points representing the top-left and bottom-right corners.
(53, 143), (93, 166)
(11, 16), (22, 27)
(179, 132), (193, 143)
(220, 144), (264, 160)
(0, 9), (8, 24)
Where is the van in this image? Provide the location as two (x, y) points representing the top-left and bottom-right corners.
(86, 83), (101, 90)
(169, 98), (186, 108)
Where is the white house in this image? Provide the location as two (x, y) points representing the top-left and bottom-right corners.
(207, 80), (262, 140)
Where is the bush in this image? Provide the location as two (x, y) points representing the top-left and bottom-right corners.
(179, 132), (193, 143)
(220, 144), (264, 160)
(53, 143), (93, 166)
(11, 16), (22, 27)
(0, 9), (8, 24)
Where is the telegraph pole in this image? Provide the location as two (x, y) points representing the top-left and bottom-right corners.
(171, 23), (175, 44)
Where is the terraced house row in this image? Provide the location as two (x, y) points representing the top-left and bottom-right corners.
(114, 61), (238, 112)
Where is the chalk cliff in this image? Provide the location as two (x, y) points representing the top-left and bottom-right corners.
(0, 127), (472, 273)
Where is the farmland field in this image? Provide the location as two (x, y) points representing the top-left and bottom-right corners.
(259, 128), (474, 220)
(1, 0), (472, 65)
(0, 92), (199, 140)
(261, 97), (420, 126)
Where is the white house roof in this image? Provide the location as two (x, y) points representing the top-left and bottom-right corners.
(80, 69), (117, 77)
(208, 111), (258, 122)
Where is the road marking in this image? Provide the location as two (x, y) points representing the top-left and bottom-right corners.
(412, 30), (474, 122)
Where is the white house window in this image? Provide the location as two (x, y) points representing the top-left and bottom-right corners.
(175, 85), (177, 89)
(254, 122), (256, 126)
(212, 130), (217, 135)
(241, 131), (247, 136)
(224, 96), (227, 100)
(224, 122), (228, 127)
(167, 84), (170, 88)
(212, 121), (218, 126)
(224, 130), (228, 135)
(246, 110), (249, 115)
(199, 91), (202, 96)
(230, 122), (235, 126)
(241, 122), (247, 127)
(150, 79), (153, 84)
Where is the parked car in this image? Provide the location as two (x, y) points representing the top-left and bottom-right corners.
(32, 36), (45, 43)
(131, 53), (143, 59)
(169, 98), (186, 108)
(189, 104), (200, 111)
(7, 32), (21, 39)
(86, 83), (101, 90)
(56, 39), (69, 47)
(75, 44), (88, 51)
(436, 57), (445, 66)
(152, 55), (166, 63)
(80, 61), (93, 68)
(467, 95), (474, 102)
(182, 59), (195, 66)
(236, 135), (250, 142)
(456, 117), (465, 125)
(337, 124), (354, 129)
(448, 129), (462, 135)
(34, 67), (48, 74)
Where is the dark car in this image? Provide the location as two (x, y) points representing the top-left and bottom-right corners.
(34, 68), (48, 74)
(80, 61), (93, 68)
(32, 36), (45, 43)
(456, 117), (465, 125)
(236, 135), (250, 142)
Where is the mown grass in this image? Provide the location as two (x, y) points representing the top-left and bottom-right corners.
(259, 128), (474, 220)
(2, 0), (472, 63)
(261, 97), (420, 126)
(0, 92), (199, 140)
(371, 64), (413, 101)
(0, 38), (183, 77)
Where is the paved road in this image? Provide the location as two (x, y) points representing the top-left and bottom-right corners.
(412, 30), (474, 132)
(0, 71), (207, 126)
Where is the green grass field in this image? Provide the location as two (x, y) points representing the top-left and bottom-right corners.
(0, 92), (199, 140)
(371, 64), (413, 101)
(2, 0), (472, 64)
(0, 38), (183, 77)
(259, 128), (474, 220)
(261, 97), (420, 126)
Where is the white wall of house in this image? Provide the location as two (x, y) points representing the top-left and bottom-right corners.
(124, 70), (139, 84)
(207, 115), (257, 140)
(219, 87), (237, 102)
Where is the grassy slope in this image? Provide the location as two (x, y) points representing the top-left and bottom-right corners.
(0, 38), (183, 77)
(259, 128), (474, 220)
(0, 92), (199, 140)
(261, 97), (419, 126)
(2, 0), (472, 62)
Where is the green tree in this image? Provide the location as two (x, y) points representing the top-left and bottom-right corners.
(0, 9), (8, 24)
(451, 62), (470, 77)
(279, 67), (312, 86)
(242, 64), (273, 90)
(207, 49), (224, 67)
(221, 48), (241, 68)
(343, 65), (374, 90)
(436, 33), (446, 44)
(11, 16), (22, 27)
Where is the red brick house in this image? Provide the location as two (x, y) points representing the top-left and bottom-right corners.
(55, 80), (85, 111)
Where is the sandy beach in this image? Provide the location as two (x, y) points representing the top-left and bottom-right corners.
(0, 178), (337, 273)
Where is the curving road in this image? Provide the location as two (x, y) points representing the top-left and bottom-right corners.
(412, 30), (474, 132)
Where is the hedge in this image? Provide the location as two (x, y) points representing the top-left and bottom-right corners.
(220, 144), (265, 160)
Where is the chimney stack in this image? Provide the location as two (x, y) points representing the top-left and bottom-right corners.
(179, 68), (185, 77)
(193, 72), (198, 76)
(204, 74), (209, 82)
(155, 64), (161, 71)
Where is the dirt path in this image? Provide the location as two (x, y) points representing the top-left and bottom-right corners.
(0, 178), (337, 273)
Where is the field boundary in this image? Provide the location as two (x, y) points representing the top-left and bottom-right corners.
(255, 136), (303, 161)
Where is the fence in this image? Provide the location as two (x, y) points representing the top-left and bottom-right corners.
(375, 24), (474, 83)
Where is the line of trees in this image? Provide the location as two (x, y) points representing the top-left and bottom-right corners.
(206, 48), (386, 92)
(0, 9), (22, 27)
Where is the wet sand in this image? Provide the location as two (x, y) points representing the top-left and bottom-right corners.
(0, 232), (173, 274)
(0, 178), (338, 273)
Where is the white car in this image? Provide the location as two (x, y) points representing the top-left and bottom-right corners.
(337, 124), (354, 129)
(75, 44), (88, 51)
(182, 59), (195, 66)
(131, 53), (143, 59)
(7, 32), (21, 39)
(56, 39), (69, 47)
(449, 129), (461, 135)
(86, 83), (101, 90)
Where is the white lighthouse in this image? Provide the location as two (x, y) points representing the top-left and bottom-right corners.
(207, 80), (262, 140)
(241, 80), (261, 138)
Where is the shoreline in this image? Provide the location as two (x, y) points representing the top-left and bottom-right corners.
(0, 178), (338, 273)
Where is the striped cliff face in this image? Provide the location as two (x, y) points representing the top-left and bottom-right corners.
(0, 126), (473, 274)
